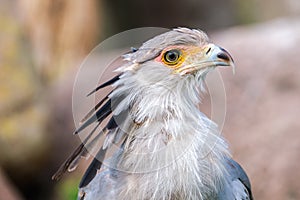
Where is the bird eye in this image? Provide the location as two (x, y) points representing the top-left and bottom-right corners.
(163, 49), (182, 65)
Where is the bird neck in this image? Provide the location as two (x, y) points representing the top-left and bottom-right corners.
(110, 72), (230, 199)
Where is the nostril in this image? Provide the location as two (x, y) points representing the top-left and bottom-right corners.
(206, 47), (211, 55)
(217, 52), (230, 61)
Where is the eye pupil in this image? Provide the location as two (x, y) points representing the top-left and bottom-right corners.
(164, 49), (181, 64)
(168, 52), (176, 60)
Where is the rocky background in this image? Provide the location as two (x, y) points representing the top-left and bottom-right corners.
(0, 0), (299, 199)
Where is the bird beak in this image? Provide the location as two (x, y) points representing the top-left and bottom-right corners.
(176, 44), (235, 75)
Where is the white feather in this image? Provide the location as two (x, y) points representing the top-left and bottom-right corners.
(106, 61), (231, 200)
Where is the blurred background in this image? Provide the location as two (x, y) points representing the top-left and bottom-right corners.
(0, 0), (300, 199)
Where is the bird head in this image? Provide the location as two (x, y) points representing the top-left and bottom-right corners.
(119, 28), (234, 81)
(110, 28), (235, 123)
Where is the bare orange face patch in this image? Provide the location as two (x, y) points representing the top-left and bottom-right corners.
(155, 45), (203, 69)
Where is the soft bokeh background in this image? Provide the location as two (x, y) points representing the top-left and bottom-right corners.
(0, 0), (299, 199)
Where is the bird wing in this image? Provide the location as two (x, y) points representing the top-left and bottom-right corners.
(78, 167), (119, 200)
(219, 158), (253, 200)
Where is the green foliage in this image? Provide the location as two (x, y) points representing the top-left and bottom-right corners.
(57, 178), (79, 200)
(234, 0), (258, 25)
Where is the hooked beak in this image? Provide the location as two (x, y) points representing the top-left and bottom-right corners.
(176, 44), (235, 75)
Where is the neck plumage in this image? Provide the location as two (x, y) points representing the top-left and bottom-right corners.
(109, 70), (230, 199)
